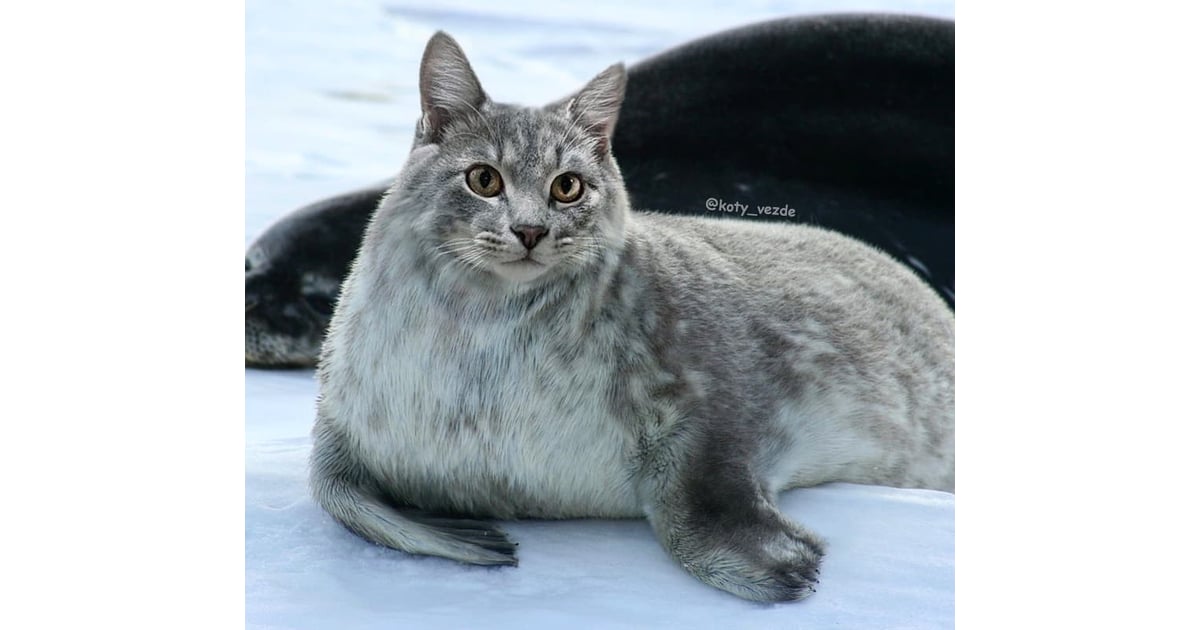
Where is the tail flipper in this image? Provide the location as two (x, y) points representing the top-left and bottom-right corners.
(310, 421), (517, 566)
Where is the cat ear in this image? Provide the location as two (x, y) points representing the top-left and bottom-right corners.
(556, 63), (626, 159)
(418, 32), (488, 144)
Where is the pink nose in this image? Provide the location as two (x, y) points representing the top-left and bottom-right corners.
(511, 224), (549, 250)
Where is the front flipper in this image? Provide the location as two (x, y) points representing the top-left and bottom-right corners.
(642, 459), (825, 602)
(310, 421), (517, 566)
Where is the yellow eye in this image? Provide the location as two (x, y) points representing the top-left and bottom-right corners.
(550, 172), (583, 203)
(466, 164), (503, 197)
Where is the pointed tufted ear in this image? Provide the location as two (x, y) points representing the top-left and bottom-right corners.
(418, 31), (488, 144)
(553, 63), (626, 159)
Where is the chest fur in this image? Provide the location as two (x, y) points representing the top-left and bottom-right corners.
(330, 291), (641, 519)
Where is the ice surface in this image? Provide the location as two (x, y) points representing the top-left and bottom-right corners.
(246, 1), (955, 627)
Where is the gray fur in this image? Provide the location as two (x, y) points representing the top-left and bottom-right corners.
(310, 31), (954, 603)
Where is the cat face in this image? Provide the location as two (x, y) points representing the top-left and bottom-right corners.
(398, 32), (629, 286)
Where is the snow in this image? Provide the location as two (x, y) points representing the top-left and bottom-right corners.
(246, 1), (955, 627)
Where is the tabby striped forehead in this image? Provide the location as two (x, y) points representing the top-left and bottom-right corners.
(442, 104), (600, 180)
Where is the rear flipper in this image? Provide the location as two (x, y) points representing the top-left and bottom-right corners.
(642, 459), (825, 602)
(309, 421), (517, 566)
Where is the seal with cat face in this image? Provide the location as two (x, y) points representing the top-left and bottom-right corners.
(247, 14), (954, 367)
(310, 32), (954, 602)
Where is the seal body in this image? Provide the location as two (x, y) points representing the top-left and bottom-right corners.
(313, 205), (954, 602)
(309, 29), (953, 604)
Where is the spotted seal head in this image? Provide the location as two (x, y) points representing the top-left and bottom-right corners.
(245, 186), (381, 367)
